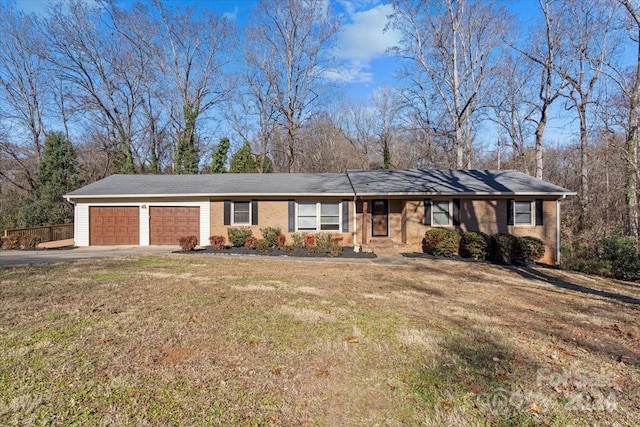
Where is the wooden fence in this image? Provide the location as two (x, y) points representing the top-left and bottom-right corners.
(3, 223), (74, 243)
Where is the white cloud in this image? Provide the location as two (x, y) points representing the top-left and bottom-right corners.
(223, 6), (239, 21)
(330, 3), (401, 83)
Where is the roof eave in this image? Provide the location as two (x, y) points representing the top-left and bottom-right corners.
(353, 191), (576, 197)
(64, 192), (355, 199)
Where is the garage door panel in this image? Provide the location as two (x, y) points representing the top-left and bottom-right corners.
(90, 207), (139, 245)
(150, 207), (200, 245)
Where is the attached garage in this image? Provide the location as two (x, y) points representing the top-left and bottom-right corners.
(149, 206), (200, 245)
(89, 207), (139, 245)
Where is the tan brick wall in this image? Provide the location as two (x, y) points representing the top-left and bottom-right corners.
(209, 199), (354, 246)
(366, 197), (559, 264)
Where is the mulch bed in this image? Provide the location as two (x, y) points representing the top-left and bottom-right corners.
(174, 246), (377, 259)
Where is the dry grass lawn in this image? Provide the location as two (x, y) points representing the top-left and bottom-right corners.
(1, 254), (639, 426)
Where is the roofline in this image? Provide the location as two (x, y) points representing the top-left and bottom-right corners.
(64, 192), (356, 199)
(65, 190), (576, 199)
(353, 191), (577, 197)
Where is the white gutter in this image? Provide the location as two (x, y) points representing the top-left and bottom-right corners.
(64, 192), (356, 200)
(556, 197), (563, 265)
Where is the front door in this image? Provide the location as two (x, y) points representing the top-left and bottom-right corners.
(371, 199), (388, 237)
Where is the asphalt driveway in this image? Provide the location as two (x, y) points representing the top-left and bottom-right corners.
(0, 246), (179, 267)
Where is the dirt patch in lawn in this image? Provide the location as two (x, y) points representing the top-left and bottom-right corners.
(0, 254), (638, 426)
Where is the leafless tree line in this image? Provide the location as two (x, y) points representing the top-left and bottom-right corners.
(0, 0), (639, 242)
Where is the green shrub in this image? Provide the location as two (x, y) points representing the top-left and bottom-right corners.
(228, 227), (253, 247)
(315, 233), (332, 252)
(274, 234), (287, 249)
(489, 233), (517, 264)
(255, 239), (270, 252)
(423, 228), (460, 257)
(244, 236), (257, 250)
(291, 233), (305, 250)
(570, 257), (612, 277)
(599, 236), (640, 281)
(459, 231), (489, 260)
(1, 235), (20, 249)
(178, 235), (198, 251)
(209, 235), (226, 250)
(260, 226), (281, 248)
(514, 236), (546, 263)
(19, 235), (41, 249)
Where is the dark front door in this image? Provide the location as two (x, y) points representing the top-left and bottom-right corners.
(371, 199), (388, 237)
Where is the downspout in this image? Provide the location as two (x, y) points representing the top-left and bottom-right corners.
(556, 196), (564, 266)
(346, 171), (360, 252)
(64, 195), (77, 247)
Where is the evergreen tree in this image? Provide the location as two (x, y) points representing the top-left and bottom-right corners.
(229, 141), (258, 173)
(175, 105), (200, 174)
(210, 137), (230, 173)
(19, 132), (84, 226)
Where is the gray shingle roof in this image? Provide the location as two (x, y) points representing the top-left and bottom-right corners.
(65, 169), (575, 199)
(347, 169), (574, 196)
(65, 173), (355, 197)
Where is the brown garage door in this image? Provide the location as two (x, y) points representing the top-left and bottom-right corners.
(149, 207), (200, 245)
(90, 207), (139, 245)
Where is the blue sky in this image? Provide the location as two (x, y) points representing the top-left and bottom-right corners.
(13, 0), (543, 100)
(12, 0), (576, 146)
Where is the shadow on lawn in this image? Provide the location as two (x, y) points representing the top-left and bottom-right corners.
(507, 265), (640, 306)
(408, 323), (544, 425)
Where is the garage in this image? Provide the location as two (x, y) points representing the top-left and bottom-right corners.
(149, 207), (200, 245)
(89, 207), (139, 245)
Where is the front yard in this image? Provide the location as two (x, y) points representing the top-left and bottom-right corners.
(0, 255), (638, 426)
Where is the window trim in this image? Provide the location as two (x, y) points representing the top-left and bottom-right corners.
(513, 200), (534, 226)
(231, 201), (251, 225)
(430, 199), (452, 227)
(295, 201), (342, 232)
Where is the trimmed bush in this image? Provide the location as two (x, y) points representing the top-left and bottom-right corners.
(514, 236), (546, 263)
(274, 234), (287, 249)
(315, 233), (333, 252)
(244, 236), (257, 250)
(459, 231), (489, 260)
(209, 235), (226, 250)
(228, 227), (253, 247)
(19, 235), (41, 249)
(260, 226), (281, 248)
(423, 228), (460, 257)
(255, 239), (270, 252)
(291, 233), (304, 250)
(489, 233), (517, 264)
(304, 234), (316, 247)
(178, 235), (198, 251)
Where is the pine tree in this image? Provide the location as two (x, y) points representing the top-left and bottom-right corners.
(210, 137), (230, 173)
(20, 132), (84, 226)
(229, 141), (258, 173)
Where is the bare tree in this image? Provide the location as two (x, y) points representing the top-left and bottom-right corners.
(555, 0), (618, 229)
(43, 0), (147, 174)
(0, 4), (50, 190)
(390, 0), (512, 168)
(486, 54), (537, 174)
(510, 0), (568, 179)
(153, 1), (235, 174)
(609, 0), (640, 242)
(245, 0), (340, 172)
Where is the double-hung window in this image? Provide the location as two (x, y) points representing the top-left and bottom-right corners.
(432, 200), (451, 226)
(514, 201), (533, 225)
(297, 202), (341, 231)
(232, 201), (251, 225)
